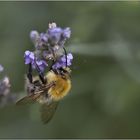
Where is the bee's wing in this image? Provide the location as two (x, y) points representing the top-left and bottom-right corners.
(16, 93), (42, 105)
(16, 82), (55, 105)
(40, 101), (59, 124)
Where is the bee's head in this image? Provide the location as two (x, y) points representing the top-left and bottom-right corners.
(53, 67), (71, 79)
(60, 67), (71, 76)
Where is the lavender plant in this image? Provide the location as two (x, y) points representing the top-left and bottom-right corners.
(0, 23), (73, 110)
(16, 23), (74, 124)
(24, 22), (73, 72)
(0, 65), (17, 107)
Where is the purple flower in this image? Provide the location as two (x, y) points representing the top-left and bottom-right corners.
(47, 27), (63, 45)
(32, 60), (48, 72)
(30, 30), (39, 43)
(52, 53), (73, 69)
(40, 33), (48, 43)
(24, 50), (48, 72)
(52, 62), (62, 70)
(62, 28), (71, 39)
(34, 33), (48, 49)
(24, 50), (35, 64)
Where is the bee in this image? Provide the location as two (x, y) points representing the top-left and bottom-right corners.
(16, 51), (72, 124)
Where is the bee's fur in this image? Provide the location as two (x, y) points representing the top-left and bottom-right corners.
(46, 70), (71, 101)
(24, 69), (71, 103)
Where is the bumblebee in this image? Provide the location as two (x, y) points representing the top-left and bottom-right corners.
(16, 57), (72, 124)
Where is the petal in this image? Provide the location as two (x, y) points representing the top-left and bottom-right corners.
(30, 30), (39, 41)
(40, 33), (48, 42)
(36, 60), (42, 65)
(52, 62), (61, 69)
(63, 27), (71, 38)
(29, 52), (35, 60)
(39, 65), (45, 72)
(24, 50), (31, 56)
(67, 53), (73, 60)
(25, 58), (31, 64)
(49, 27), (62, 34)
(42, 60), (48, 66)
(61, 55), (66, 62)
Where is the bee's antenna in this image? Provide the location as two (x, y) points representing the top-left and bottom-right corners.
(63, 47), (67, 68)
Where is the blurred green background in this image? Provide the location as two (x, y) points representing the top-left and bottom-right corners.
(0, 1), (140, 138)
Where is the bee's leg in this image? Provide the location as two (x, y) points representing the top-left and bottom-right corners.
(49, 60), (55, 71)
(27, 63), (33, 83)
(34, 61), (47, 84)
